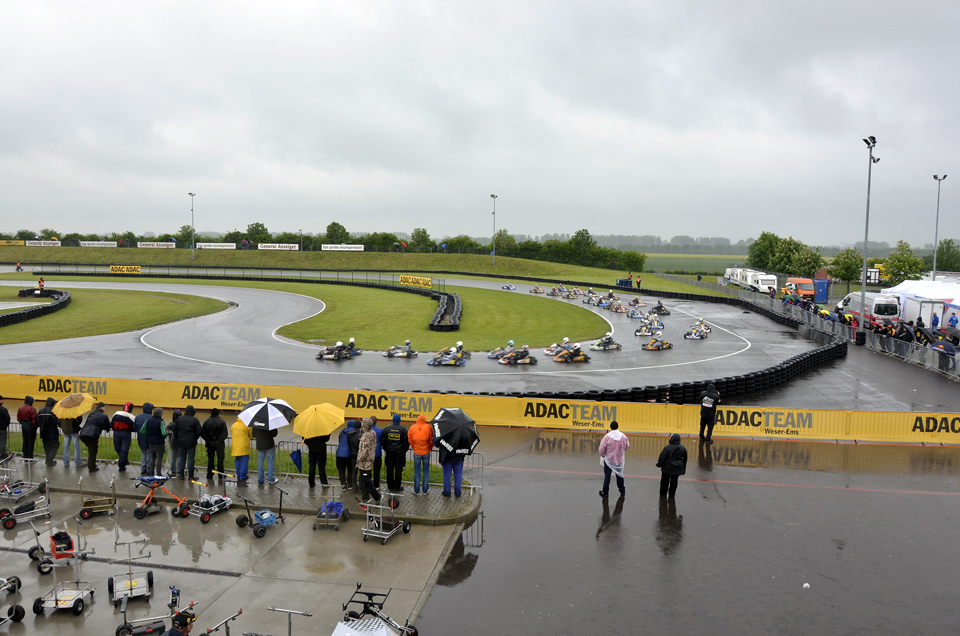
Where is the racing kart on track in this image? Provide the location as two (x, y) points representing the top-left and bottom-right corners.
(383, 346), (417, 358)
(628, 297), (646, 307)
(642, 338), (673, 351)
(427, 351), (466, 366)
(498, 351), (538, 365)
(502, 283), (517, 290)
(684, 326), (709, 340)
(487, 346), (515, 359)
(529, 286), (545, 294)
(635, 325), (654, 337)
(543, 343), (565, 356)
(546, 288), (562, 297)
(553, 350), (590, 363)
(609, 303), (628, 313)
(562, 291), (579, 300)
(589, 339), (622, 352)
(316, 346), (359, 361)
(627, 308), (647, 319)
(651, 302), (671, 316)
(582, 294), (599, 304)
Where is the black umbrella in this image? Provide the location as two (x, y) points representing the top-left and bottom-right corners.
(430, 408), (480, 456)
(238, 397), (296, 430)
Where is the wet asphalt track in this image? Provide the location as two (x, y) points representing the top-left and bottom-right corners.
(4, 277), (960, 634)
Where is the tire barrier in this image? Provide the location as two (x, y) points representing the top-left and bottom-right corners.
(1, 288), (71, 328)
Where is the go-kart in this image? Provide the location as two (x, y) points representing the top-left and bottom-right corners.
(427, 351), (466, 366)
(562, 291), (579, 300)
(543, 343), (566, 356)
(604, 293), (620, 301)
(651, 303), (671, 316)
(553, 350), (590, 363)
(609, 303), (628, 313)
(383, 346), (417, 358)
(627, 309), (647, 319)
(501, 283), (517, 290)
(642, 339), (673, 351)
(546, 288), (562, 297)
(684, 327), (708, 340)
(498, 351), (538, 365)
(589, 339), (622, 352)
(487, 346), (515, 359)
(693, 320), (711, 333)
(582, 294), (599, 304)
(316, 346), (359, 361)
(635, 325), (654, 337)
(529, 286), (545, 294)
(628, 297), (646, 307)
(572, 288), (585, 295)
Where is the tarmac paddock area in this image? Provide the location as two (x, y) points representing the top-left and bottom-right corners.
(416, 427), (960, 635)
(1, 492), (456, 634)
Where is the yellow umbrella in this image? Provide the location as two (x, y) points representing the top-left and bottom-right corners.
(292, 403), (346, 438)
(52, 393), (98, 419)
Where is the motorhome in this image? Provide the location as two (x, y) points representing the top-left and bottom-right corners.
(724, 267), (778, 293)
(835, 292), (900, 324)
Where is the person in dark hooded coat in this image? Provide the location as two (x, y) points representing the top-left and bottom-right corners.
(79, 402), (111, 472)
(174, 405), (202, 480)
(37, 397), (61, 466)
(656, 433), (687, 499)
(698, 383), (721, 443)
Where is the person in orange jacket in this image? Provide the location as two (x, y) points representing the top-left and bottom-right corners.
(408, 414), (434, 495)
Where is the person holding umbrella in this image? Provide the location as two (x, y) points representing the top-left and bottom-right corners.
(431, 408), (480, 499)
(237, 397), (296, 486)
(293, 403), (345, 489)
(254, 426), (279, 485)
(356, 417), (381, 503)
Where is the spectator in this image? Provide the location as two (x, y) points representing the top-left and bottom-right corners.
(656, 433), (688, 499)
(598, 420), (629, 498)
(336, 420), (357, 489)
(382, 414), (409, 492)
(79, 402), (111, 472)
(304, 430), (331, 489)
(698, 384), (721, 443)
(356, 418), (381, 503)
(200, 408), (228, 479)
(437, 435), (466, 499)
(252, 426), (279, 485)
(371, 416), (383, 489)
(230, 417), (251, 484)
(408, 414), (433, 495)
(111, 402), (136, 472)
(948, 312), (958, 329)
(140, 407), (167, 476)
(17, 396), (38, 460)
(61, 415), (84, 468)
(174, 405), (202, 480)
(0, 396), (9, 460)
(166, 409), (182, 477)
(37, 397), (61, 467)
(134, 403), (154, 475)
(932, 312), (940, 330)
(347, 419), (362, 490)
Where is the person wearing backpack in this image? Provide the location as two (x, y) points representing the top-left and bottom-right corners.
(656, 433), (688, 499)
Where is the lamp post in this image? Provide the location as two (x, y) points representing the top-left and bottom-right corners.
(490, 194), (497, 266)
(188, 192), (196, 260)
(933, 175), (948, 281)
(859, 137), (879, 340)
(299, 229), (303, 252)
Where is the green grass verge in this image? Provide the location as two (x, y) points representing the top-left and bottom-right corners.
(0, 289), (229, 345)
(642, 253), (746, 275)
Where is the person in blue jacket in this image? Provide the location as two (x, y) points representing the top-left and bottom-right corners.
(371, 416), (383, 489)
(336, 420), (357, 489)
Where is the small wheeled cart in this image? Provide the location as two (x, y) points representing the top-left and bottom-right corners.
(132, 476), (190, 519)
(187, 480), (233, 524)
(313, 486), (349, 531)
(32, 521), (95, 617)
(108, 539), (154, 608)
(0, 479), (51, 529)
(116, 586), (196, 636)
(360, 494), (411, 545)
(28, 517), (94, 574)
(0, 461), (47, 503)
(78, 475), (117, 519)
(335, 582), (418, 636)
(236, 490), (286, 538)
(0, 575), (25, 628)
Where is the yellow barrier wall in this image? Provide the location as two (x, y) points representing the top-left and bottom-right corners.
(3, 373), (959, 445)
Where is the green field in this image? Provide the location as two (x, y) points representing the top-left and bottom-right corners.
(642, 253), (746, 275)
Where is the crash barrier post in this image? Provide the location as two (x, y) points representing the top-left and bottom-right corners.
(0, 289), (71, 328)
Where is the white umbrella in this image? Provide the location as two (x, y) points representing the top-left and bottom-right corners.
(237, 398), (296, 431)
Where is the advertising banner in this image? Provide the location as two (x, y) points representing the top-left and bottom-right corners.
(197, 243), (236, 250)
(25, 240), (61, 247)
(322, 244), (364, 251)
(80, 241), (118, 248)
(137, 242), (176, 248)
(109, 265), (142, 274)
(258, 244), (299, 250)
(0, 240), (25, 246)
(398, 275), (433, 289)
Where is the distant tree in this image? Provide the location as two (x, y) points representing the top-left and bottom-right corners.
(360, 232), (400, 252)
(492, 229), (517, 257)
(223, 229), (244, 245)
(884, 240), (926, 286)
(514, 240), (543, 260)
(324, 222), (350, 245)
(442, 235), (483, 254)
(935, 238), (960, 273)
(669, 235), (696, 246)
(768, 237), (825, 277)
(827, 247), (863, 294)
(174, 224), (195, 248)
(540, 239), (572, 264)
(746, 232), (781, 270)
(409, 227), (434, 253)
(246, 222), (272, 244)
(15, 229), (35, 240)
(274, 231), (302, 248)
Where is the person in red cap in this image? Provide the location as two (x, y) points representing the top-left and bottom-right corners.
(111, 402), (137, 472)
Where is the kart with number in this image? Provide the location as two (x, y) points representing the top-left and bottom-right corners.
(383, 346), (418, 358)
(641, 339), (673, 351)
(553, 350), (591, 363)
(501, 283), (517, 290)
(651, 303), (671, 316)
(427, 351), (467, 366)
(635, 324), (655, 337)
(498, 351), (538, 365)
(684, 326), (709, 340)
(589, 339), (622, 352)
(529, 286), (545, 294)
(628, 297), (646, 307)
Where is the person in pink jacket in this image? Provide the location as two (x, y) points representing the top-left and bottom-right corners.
(599, 420), (629, 498)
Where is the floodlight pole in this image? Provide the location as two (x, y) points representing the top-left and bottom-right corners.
(933, 175), (947, 281)
(299, 228), (303, 252)
(188, 192), (196, 260)
(859, 137), (878, 337)
(490, 194), (498, 266)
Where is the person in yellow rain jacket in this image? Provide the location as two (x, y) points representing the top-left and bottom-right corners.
(231, 418), (251, 483)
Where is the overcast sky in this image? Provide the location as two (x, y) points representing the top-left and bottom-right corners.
(1, 2), (957, 248)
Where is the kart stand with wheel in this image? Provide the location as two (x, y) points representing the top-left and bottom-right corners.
(28, 517), (94, 574)
(109, 539), (154, 608)
(187, 479), (233, 524)
(236, 489), (286, 538)
(132, 476), (190, 519)
(116, 586), (196, 636)
(0, 575), (25, 628)
(243, 606), (312, 636)
(32, 518), (95, 616)
(0, 460), (47, 503)
(0, 478), (51, 529)
(336, 582), (418, 636)
(313, 485), (349, 531)
(360, 493), (411, 545)
(78, 474), (117, 519)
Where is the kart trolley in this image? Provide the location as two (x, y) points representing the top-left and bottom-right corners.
(236, 490), (286, 538)
(187, 479), (233, 524)
(28, 517), (94, 574)
(32, 518), (95, 616)
(336, 582), (418, 636)
(0, 461), (47, 503)
(78, 474), (118, 519)
(0, 478), (51, 529)
(132, 475), (190, 519)
(116, 586), (197, 636)
(360, 494), (411, 545)
(0, 575), (25, 627)
(109, 539), (154, 608)
(313, 485), (350, 531)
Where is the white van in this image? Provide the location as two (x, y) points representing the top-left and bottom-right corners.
(835, 292), (900, 323)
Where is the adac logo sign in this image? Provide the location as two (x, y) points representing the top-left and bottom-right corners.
(523, 401), (616, 429)
(37, 378), (108, 395)
(180, 385), (261, 408)
(716, 409), (813, 436)
(912, 416), (960, 434)
(343, 393), (433, 419)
